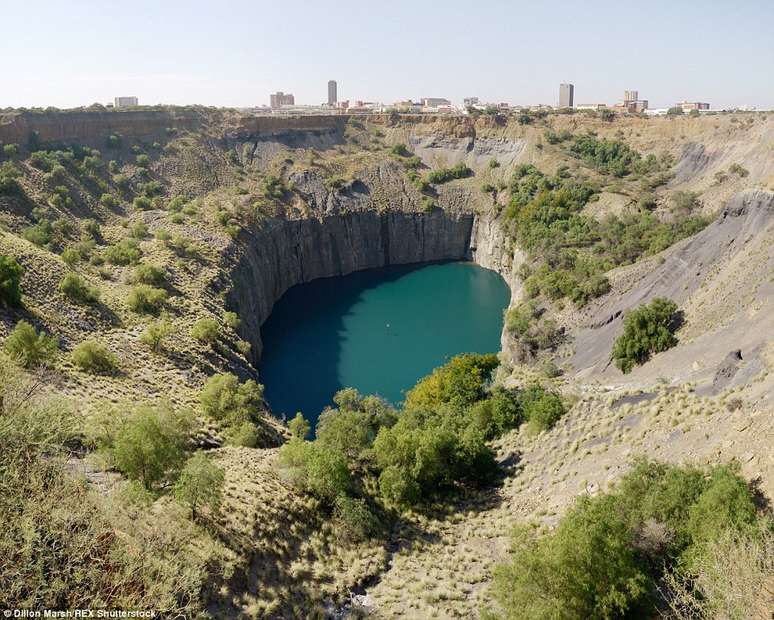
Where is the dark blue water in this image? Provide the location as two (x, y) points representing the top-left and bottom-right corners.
(259, 261), (510, 427)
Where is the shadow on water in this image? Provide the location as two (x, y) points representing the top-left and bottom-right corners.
(259, 262), (431, 425)
(259, 260), (510, 430)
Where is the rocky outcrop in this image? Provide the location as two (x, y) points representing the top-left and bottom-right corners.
(227, 210), (480, 362)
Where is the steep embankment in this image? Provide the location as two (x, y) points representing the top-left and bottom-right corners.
(570, 189), (774, 391)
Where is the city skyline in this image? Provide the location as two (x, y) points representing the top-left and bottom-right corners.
(1, 0), (773, 110)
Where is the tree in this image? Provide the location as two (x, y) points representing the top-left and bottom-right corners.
(199, 372), (263, 426)
(111, 406), (191, 490)
(191, 318), (219, 345)
(174, 452), (225, 520)
(404, 353), (498, 410)
(139, 316), (173, 353)
(0, 254), (23, 307)
(288, 412), (310, 439)
(3, 320), (58, 368)
(612, 298), (679, 373)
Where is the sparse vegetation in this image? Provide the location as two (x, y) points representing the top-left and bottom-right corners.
(127, 284), (167, 314)
(427, 163), (473, 184)
(59, 272), (100, 304)
(191, 318), (220, 345)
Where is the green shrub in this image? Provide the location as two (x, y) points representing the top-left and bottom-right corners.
(427, 162), (472, 184)
(199, 372), (263, 426)
(131, 263), (167, 286)
(0, 161), (21, 195)
(71, 340), (117, 374)
(59, 273), (100, 304)
(191, 318), (219, 345)
(127, 284), (167, 314)
(22, 219), (53, 247)
(0, 254), (23, 307)
(390, 143), (412, 157)
(278, 439), (352, 504)
(109, 405), (190, 490)
(288, 412), (310, 439)
(61, 247), (80, 267)
(223, 311), (241, 330)
(491, 498), (650, 619)
(135, 154), (150, 168)
(133, 196), (152, 211)
(174, 452), (224, 519)
(3, 320), (58, 368)
(520, 384), (565, 433)
(490, 460), (763, 619)
(333, 495), (379, 542)
(103, 239), (142, 265)
(404, 353), (498, 410)
(139, 316), (173, 353)
(3, 143), (19, 158)
(612, 297), (679, 373)
(224, 421), (259, 447)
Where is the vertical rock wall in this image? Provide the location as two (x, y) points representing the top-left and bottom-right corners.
(228, 210), (482, 362)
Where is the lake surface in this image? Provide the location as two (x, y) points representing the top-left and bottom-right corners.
(259, 261), (510, 428)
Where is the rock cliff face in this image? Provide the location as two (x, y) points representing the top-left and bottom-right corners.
(228, 210), (495, 362)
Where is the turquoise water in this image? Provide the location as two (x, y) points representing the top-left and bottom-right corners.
(259, 261), (510, 428)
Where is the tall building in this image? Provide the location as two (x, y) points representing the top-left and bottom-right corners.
(624, 90), (639, 104)
(327, 80), (337, 106)
(559, 83), (574, 108)
(114, 96), (138, 108)
(270, 91), (295, 109)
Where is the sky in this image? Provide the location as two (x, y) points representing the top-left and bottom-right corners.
(2, 0), (773, 110)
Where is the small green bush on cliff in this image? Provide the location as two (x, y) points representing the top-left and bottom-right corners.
(59, 273), (100, 304)
(427, 163), (472, 184)
(0, 254), (23, 307)
(127, 284), (167, 315)
(612, 297), (679, 373)
(199, 372), (263, 427)
(191, 318), (220, 345)
(3, 320), (58, 368)
(72, 340), (118, 375)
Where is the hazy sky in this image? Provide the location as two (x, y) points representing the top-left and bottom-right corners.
(3, 0), (773, 110)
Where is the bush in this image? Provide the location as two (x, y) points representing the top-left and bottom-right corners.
(131, 263), (167, 286)
(288, 412), (310, 439)
(427, 163), (472, 184)
(0, 254), (23, 307)
(109, 406), (191, 490)
(174, 452), (224, 519)
(103, 239), (142, 265)
(223, 311), (240, 330)
(3, 143), (19, 158)
(390, 143), (412, 157)
(333, 495), (379, 542)
(199, 372), (263, 426)
(404, 353), (498, 410)
(59, 273), (100, 304)
(139, 316), (173, 353)
(133, 196), (152, 211)
(490, 460), (763, 619)
(520, 384), (566, 433)
(612, 297), (679, 373)
(3, 320), (58, 368)
(135, 154), (150, 168)
(224, 421), (259, 447)
(71, 340), (118, 374)
(278, 439), (352, 503)
(491, 498), (650, 619)
(0, 161), (21, 195)
(191, 318), (219, 345)
(127, 284), (167, 314)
